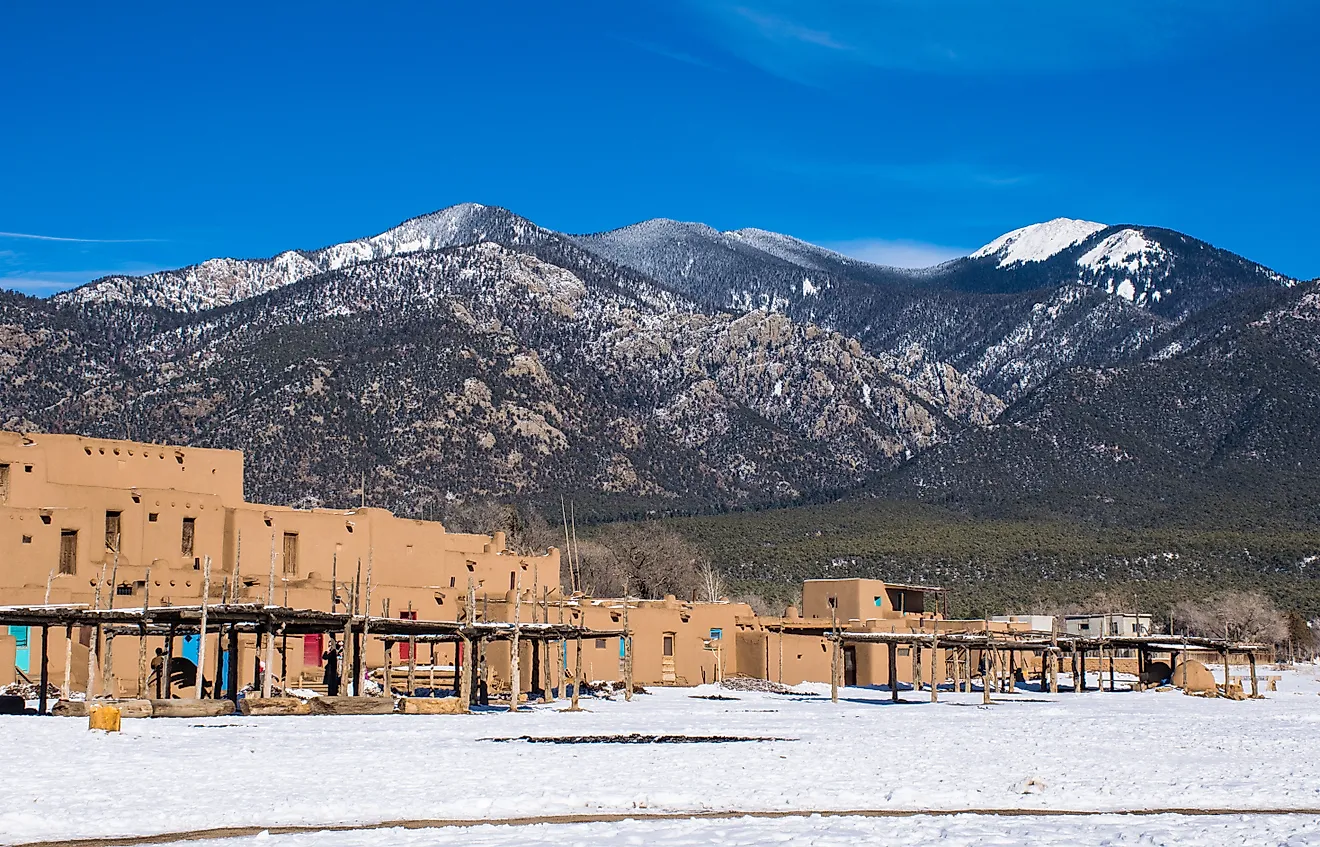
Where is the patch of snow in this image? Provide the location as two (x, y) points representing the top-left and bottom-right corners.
(971, 218), (1107, 267)
(802, 277), (819, 297)
(4, 673), (1320, 845)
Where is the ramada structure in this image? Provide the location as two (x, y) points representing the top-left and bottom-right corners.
(0, 432), (1270, 713)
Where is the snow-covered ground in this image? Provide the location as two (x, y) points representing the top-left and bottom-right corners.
(178, 813), (1320, 847)
(3, 667), (1319, 846)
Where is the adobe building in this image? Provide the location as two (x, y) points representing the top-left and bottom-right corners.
(0, 432), (561, 695)
(1, 431), (1015, 699)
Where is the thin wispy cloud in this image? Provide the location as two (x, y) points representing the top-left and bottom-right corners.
(731, 6), (848, 51)
(689, 1), (1313, 79)
(0, 231), (164, 243)
(615, 36), (721, 70)
(823, 238), (968, 269)
(761, 155), (1039, 191)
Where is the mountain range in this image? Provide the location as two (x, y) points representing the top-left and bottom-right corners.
(4, 203), (1317, 541)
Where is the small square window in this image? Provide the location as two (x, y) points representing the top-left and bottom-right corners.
(595, 639), (607, 649)
(449, 577), (456, 588)
(873, 596), (884, 607)
(21, 535), (31, 544)
(148, 513), (159, 522)
(24, 465), (33, 473)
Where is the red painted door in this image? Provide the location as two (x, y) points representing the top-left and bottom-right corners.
(399, 611), (418, 660)
(304, 633), (323, 667)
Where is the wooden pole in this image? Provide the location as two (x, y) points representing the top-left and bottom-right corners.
(196, 555), (211, 699)
(267, 533), (277, 606)
(362, 550), (375, 691)
(384, 638), (394, 696)
(38, 625), (49, 715)
(62, 625), (73, 700)
(1248, 652), (1259, 698)
(44, 569), (53, 605)
(226, 624), (239, 702)
(928, 636), (938, 703)
(952, 645), (962, 694)
(509, 568), (522, 711)
(163, 624), (175, 699)
(458, 636), (471, 711)
(623, 600), (633, 702)
(1050, 621), (1060, 694)
(233, 529), (242, 603)
(981, 649), (991, 704)
(1108, 642), (1116, 692)
(830, 605), (840, 703)
(87, 559), (106, 699)
(888, 642), (899, 702)
(407, 636), (417, 697)
(429, 641), (437, 694)
(569, 631), (583, 711)
(261, 616), (275, 698)
(137, 567), (150, 698)
(1221, 649), (1230, 697)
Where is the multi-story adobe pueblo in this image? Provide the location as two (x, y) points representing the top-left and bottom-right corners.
(0, 432), (1025, 698)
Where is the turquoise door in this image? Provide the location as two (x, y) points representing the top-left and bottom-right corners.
(8, 626), (29, 675)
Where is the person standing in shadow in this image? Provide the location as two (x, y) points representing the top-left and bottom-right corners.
(323, 640), (342, 696)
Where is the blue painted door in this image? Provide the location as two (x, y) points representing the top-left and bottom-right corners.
(9, 626), (29, 675)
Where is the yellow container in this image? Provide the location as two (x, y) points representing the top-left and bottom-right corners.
(88, 704), (121, 732)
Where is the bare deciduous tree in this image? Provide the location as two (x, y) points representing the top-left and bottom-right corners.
(579, 523), (704, 600)
(1172, 591), (1288, 643)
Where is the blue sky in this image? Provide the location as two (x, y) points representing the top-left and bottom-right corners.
(3, 1), (1317, 294)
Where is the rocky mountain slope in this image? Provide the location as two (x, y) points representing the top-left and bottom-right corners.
(5, 234), (999, 515)
(5, 204), (1313, 535)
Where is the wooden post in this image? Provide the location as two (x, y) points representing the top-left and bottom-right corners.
(830, 636), (840, 703)
(570, 631), (583, 710)
(929, 637), (938, 703)
(261, 616), (275, 698)
(280, 617), (289, 692)
(1078, 646), (1086, 694)
(965, 648), (973, 694)
(1108, 643), (1116, 692)
(453, 639), (463, 700)
(163, 624), (175, 699)
(341, 575), (355, 696)
(196, 555), (211, 699)
(87, 561), (105, 699)
(623, 600), (633, 702)
(384, 639), (394, 696)
(953, 645), (962, 693)
(471, 635), (483, 707)
(1221, 649), (1230, 697)
(38, 625), (49, 715)
(213, 625), (227, 699)
(429, 642), (437, 694)
(226, 624), (239, 702)
(137, 567), (150, 698)
(267, 533), (277, 606)
(509, 569), (522, 711)
(1248, 652), (1259, 698)
(888, 642), (899, 702)
(981, 648), (991, 704)
(458, 637), (472, 711)
(914, 642), (923, 694)
(233, 529), (242, 602)
(407, 636), (418, 697)
(830, 605), (840, 703)
(362, 552), (375, 692)
(63, 625), (73, 700)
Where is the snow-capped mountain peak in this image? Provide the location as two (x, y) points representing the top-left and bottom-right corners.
(971, 218), (1108, 268)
